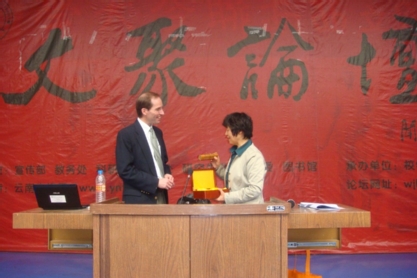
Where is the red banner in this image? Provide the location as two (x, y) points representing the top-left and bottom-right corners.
(1, 0), (417, 253)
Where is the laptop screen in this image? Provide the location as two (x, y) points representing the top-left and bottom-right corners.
(33, 184), (88, 210)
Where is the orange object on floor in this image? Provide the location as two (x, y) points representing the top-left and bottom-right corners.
(288, 250), (322, 278)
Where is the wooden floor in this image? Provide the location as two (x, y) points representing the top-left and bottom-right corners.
(0, 252), (416, 277)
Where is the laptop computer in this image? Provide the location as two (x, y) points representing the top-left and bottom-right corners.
(33, 183), (89, 210)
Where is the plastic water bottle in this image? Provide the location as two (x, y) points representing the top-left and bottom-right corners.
(95, 170), (106, 203)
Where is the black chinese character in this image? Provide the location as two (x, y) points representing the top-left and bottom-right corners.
(125, 18), (205, 104)
(382, 15), (417, 104)
(401, 119), (416, 141)
(228, 18), (313, 101)
(1, 28), (97, 105)
(347, 33), (376, 95)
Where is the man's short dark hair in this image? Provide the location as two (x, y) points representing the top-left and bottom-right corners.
(136, 91), (161, 117)
(222, 112), (253, 139)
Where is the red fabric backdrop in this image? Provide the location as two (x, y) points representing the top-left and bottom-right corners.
(1, 0), (417, 253)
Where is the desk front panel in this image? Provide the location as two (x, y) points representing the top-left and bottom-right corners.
(94, 215), (190, 278)
(13, 208), (92, 229)
(191, 214), (288, 278)
(288, 206), (371, 229)
(13, 204), (370, 231)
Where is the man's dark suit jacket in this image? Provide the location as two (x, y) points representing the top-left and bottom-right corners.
(116, 120), (170, 204)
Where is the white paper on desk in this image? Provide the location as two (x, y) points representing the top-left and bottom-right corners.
(299, 202), (342, 210)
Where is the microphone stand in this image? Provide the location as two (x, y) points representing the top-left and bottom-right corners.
(179, 169), (192, 204)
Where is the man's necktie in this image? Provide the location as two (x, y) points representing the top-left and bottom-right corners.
(150, 127), (167, 204)
(150, 127), (164, 176)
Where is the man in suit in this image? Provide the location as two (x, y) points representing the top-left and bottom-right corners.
(116, 91), (174, 204)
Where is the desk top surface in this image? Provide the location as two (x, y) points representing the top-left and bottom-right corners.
(13, 207), (93, 229)
(13, 201), (370, 230)
(288, 204), (370, 228)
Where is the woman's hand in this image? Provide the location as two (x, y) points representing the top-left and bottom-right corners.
(211, 155), (220, 170)
(215, 188), (225, 202)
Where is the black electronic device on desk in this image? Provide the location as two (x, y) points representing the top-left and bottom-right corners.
(33, 183), (89, 210)
(177, 168), (211, 204)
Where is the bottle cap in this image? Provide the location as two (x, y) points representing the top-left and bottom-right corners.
(98, 170), (103, 175)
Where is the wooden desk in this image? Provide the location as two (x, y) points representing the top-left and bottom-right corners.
(288, 204), (370, 250)
(12, 198), (117, 250)
(91, 202), (290, 278)
(13, 201), (369, 230)
(13, 207), (93, 250)
(13, 199), (370, 278)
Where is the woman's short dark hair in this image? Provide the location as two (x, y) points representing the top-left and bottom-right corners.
(222, 112), (253, 139)
(136, 91), (160, 117)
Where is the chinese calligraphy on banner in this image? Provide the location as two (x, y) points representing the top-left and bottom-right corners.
(0, 0), (416, 253)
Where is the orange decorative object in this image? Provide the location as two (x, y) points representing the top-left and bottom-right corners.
(197, 152), (219, 161)
(288, 250), (322, 278)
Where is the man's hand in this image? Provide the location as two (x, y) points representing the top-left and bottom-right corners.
(158, 175), (174, 190)
(165, 174), (174, 183)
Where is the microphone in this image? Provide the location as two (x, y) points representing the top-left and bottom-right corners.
(287, 199), (295, 208)
(178, 168), (193, 204)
